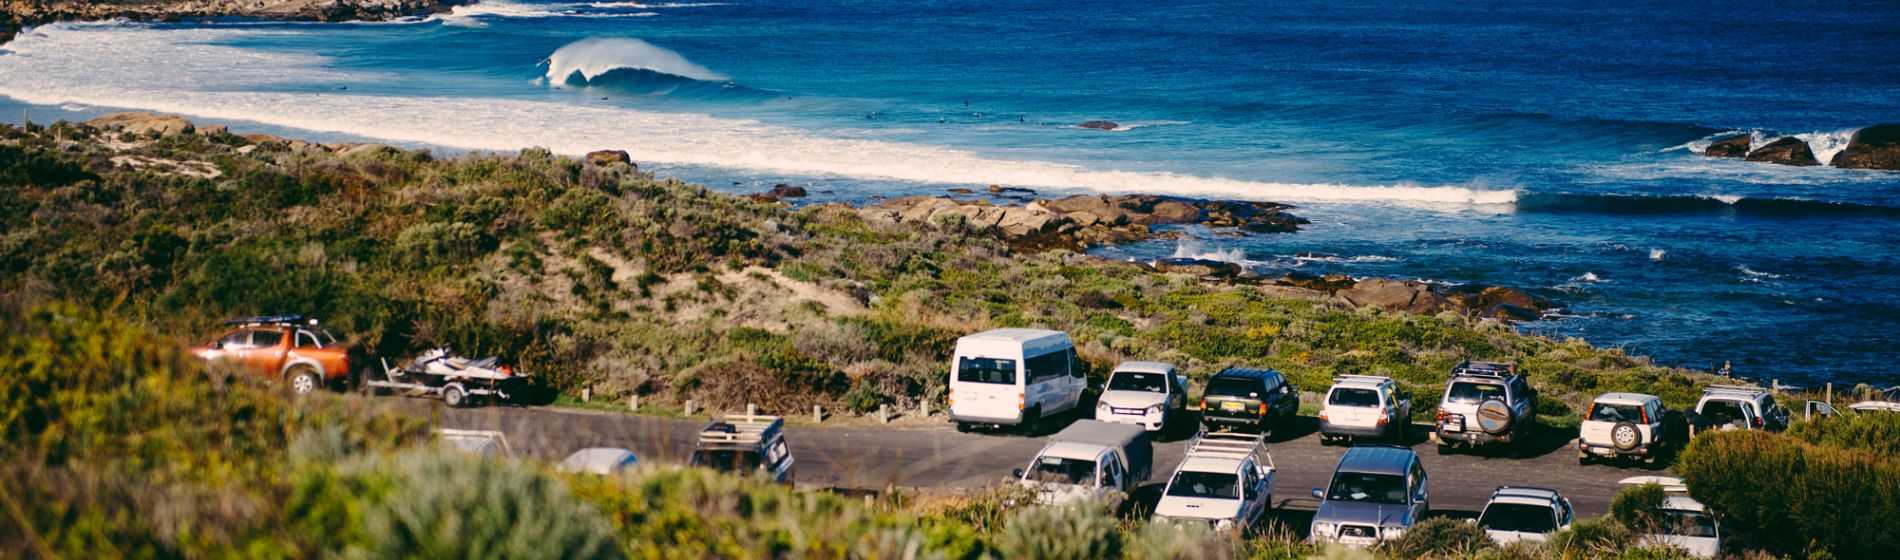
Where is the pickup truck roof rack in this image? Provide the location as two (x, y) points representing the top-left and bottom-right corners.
(1452, 360), (1518, 379)
(1185, 433), (1274, 469)
(224, 314), (318, 327)
(697, 414), (784, 446)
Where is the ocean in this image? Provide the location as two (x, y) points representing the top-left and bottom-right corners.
(2, 0), (1896, 386)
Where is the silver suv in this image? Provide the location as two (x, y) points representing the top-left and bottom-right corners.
(1578, 392), (1685, 466)
(1319, 375), (1413, 444)
(1309, 446), (1429, 546)
(1693, 385), (1789, 433)
(1433, 361), (1538, 454)
(690, 414), (795, 484)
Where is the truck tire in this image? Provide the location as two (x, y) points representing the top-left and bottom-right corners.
(1611, 422), (1642, 451)
(1021, 407), (1043, 436)
(286, 366), (322, 395)
(443, 384), (468, 408)
(1475, 399), (1513, 435)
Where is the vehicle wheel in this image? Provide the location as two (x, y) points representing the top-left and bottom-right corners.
(1578, 454), (1591, 466)
(1643, 453), (1661, 468)
(286, 366), (321, 395)
(442, 385), (468, 408)
(1022, 407), (1043, 436)
(955, 422), (972, 434)
(1475, 399), (1513, 435)
(1610, 422), (1642, 452)
(1436, 443), (1454, 455)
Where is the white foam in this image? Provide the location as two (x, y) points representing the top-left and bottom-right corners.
(1790, 129), (1857, 165)
(1569, 272), (1607, 283)
(1170, 240), (1252, 265)
(543, 37), (727, 82)
(438, 0), (664, 26)
(1290, 253), (1400, 263)
(0, 23), (1521, 207)
(1649, 248), (1666, 261)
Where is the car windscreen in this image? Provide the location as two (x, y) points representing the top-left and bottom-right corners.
(1479, 503), (1558, 533)
(1590, 403), (1645, 422)
(1108, 371), (1168, 393)
(1328, 388), (1381, 407)
(1205, 377), (1262, 399)
(691, 449), (763, 472)
(957, 357), (1016, 384)
(1028, 456), (1095, 485)
(1700, 400), (1748, 426)
(1165, 471), (1240, 499)
(1446, 381), (1507, 404)
(1325, 472), (1408, 504)
(1660, 510), (1718, 538)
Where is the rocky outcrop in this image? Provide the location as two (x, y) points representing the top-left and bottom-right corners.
(858, 193), (1306, 252)
(1744, 137), (1819, 166)
(4, 0), (460, 42)
(748, 183), (808, 203)
(1704, 134), (1751, 158)
(89, 113), (194, 136)
(1831, 124), (1900, 170)
(1150, 258), (1242, 278)
(1271, 273), (1555, 323)
(1079, 120), (1120, 131)
(585, 149), (632, 167)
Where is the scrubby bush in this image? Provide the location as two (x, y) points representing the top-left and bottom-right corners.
(1379, 517), (1491, 558)
(1676, 429), (1900, 557)
(1542, 516), (1630, 558)
(996, 503), (1122, 560)
(1610, 483), (1667, 531)
(1786, 411), (1900, 456)
(345, 450), (622, 560)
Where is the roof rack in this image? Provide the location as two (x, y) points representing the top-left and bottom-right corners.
(224, 314), (317, 327)
(1186, 432), (1273, 470)
(1334, 374), (1393, 384)
(1494, 485), (1561, 497)
(1704, 384), (1767, 394)
(1618, 476), (1688, 494)
(1452, 360), (1517, 379)
(697, 414), (783, 446)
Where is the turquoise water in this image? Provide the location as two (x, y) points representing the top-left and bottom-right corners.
(2, 0), (1896, 384)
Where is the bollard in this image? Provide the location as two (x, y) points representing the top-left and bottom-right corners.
(1772, 379), (1780, 394)
(921, 399), (930, 418)
(1827, 383), (1833, 404)
(748, 403), (757, 417)
(879, 404), (890, 424)
(814, 405), (824, 423)
(629, 394), (639, 411)
(582, 388), (591, 402)
(685, 400), (696, 417)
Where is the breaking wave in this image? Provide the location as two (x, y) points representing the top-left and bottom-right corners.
(543, 37), (728, 82)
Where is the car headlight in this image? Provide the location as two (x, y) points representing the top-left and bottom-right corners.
(1311, 522), (1335, 539)
(1097, 401), (1110, 411)
(1148, 404), (1165, 414)
(1382, 526), (1405, 540)
(1214, 519), (1235, 531)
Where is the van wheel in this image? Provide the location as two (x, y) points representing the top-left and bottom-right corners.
(1022, 408), (1043, 436)
(286, 366), (322, 395)
(955, 422), (972, 434)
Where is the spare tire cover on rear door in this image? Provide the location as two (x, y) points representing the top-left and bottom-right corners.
(1476, 399), (1513, 434)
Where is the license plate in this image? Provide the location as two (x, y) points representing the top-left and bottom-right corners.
(1443, 420), (1464, 433)
(1593, 447), (1616, 456)
(1221, 401), (1246, 412)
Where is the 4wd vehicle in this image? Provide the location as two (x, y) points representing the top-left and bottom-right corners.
(690, 415), (795, 484)
(1095, 361), (1188, 432)
(1015, 420), (1153, 510)
(1578, 392), (1686, 466)
(948, 329), (1085, 434)
(1319, 375), (1413, 444)
(1199, 367), (1300, 436)
(1153, 433), (1275, 531)
(1309, 446), (1430, 546)
(1693, 385), (1790, 433)
(1476, 486), (1574, 544)
(1433, 361), (1538, 454)
(194, 315), (351, 394)
(1620, 476), (1723, 558)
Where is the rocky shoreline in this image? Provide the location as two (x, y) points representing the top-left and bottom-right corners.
(2, 0), (461, 43)
(1700, 123), (1900, 170)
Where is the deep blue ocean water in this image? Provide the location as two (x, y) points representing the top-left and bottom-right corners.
(2, 0), (1896, 385)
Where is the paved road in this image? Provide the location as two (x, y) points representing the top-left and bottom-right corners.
(405, 400), (1656, 519)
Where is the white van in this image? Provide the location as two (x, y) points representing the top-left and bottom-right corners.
(949, 329), (1085, 433)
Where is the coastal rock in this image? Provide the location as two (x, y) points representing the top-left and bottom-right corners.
(585, 149), (632, 167)
(1079, 120), (1120, 131)
(1338, 278), (1428, 310)
(1831, 124), (1900, 170)
(1744, 137), (1819, 166)
(768, 183), (808, 198)
(1152, 257), (1242, 278)
(858, 193), (1305, 252)
(947, 188), (975, 195)
(197, 124), (229, 136)
(89, 112), (195, 136)
(1276, 271), (1357, 293)
(1704, 134), (1751, 158)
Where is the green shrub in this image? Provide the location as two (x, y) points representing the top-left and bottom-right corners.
(1676, 429), (1900, 557)
(345, 450), (622, 560)
(1379, 517), (1490, 558)
(1786, 411), (1900, 456)
(1542, 516), (1630, 558)
(996, 503), (1121, 560)
(1610, 483), (1667, 531)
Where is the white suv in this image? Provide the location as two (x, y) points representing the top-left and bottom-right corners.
(1319, 375), (1413, 444)
(1095, 361), (1187, 431)
(1153, 433), (1275, 531)
(1578, 392), (1683, 467)
(1693, 385), (1789, 433)
(1477, 486), (1574, 544)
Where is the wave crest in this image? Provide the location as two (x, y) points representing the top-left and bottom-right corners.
(544, 37), (728, 83)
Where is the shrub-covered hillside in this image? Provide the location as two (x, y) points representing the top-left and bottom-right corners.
(1, 118), (1717, 417)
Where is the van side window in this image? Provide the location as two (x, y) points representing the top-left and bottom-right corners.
(1024, 350), (1068, 385)
(1068, 348), (1085, 378)
(957, 357), (1017, 384)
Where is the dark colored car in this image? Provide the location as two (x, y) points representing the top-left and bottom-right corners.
(194, 314), (352, 394)
(1199, 367), (1301, 435)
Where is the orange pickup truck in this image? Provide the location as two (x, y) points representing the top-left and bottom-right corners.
(194, 315), (352, 394)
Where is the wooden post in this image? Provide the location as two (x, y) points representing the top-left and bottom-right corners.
(921, 399), (931, 418)
(685, 400), (695, 416)
(629, 394), (639, 411)
(1827, 383), (1834, 404)
(747, 403), (757, 417)
(582, 388), (591, 402)
(1772, 379), (1780, 395)
(879, 404), (890, 424)
(813, 405), (823, 423)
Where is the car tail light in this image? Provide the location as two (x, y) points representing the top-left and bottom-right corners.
(1318, 410), (1328, 421)
(1754, 416), (1762, 428)
(1257, 402), (1268, 416)
(947, 388), (954, 407)
(1018, 393), (1026, 410)
(1377, 415), (1389, 425)
(1200, 398), (1207, 411)
(1436, 409), (1447, 422)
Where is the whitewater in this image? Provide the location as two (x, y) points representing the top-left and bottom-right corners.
(0, 23), (1515, 206)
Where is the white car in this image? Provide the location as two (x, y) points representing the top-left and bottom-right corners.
(1095, 361), (1187, 431)
(1319, 375), (1412, 444)
(1620, 477), (1722, 558)
(1476, 486), (1574, 544)
(1153, 433), (1274, 531)
(437, 428), (511, 458)
(1578, 392), (1682, 466)
(948, 329), (1086, 434)
(557, 447), (640, 475)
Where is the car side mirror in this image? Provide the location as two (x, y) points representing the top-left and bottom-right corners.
(1415, 490), (1428, 503)
(1012, 468), (1024, 479)
(1311, 488), (1324, 499)
(1281, 386), (1291, 395)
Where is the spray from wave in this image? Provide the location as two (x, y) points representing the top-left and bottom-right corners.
(1170, 240), (1253, 265)
(543, 37), (728, 83)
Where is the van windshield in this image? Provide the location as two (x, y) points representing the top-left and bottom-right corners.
(1328, 388), (1381, 407)
(1166, 471), (1240, 499)
(1446, 382), (1506, 404)
(1108, 371), (1168, 393)
(957, 357), (1016, 384)
(1028, 456), (1095, 485)
(1206, 377), (1262, 398)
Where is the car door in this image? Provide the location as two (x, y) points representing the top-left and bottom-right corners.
(1241, 461), (1264, 524)
(1409, 461), (1430, 521)
(240, 329), (288, 374)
